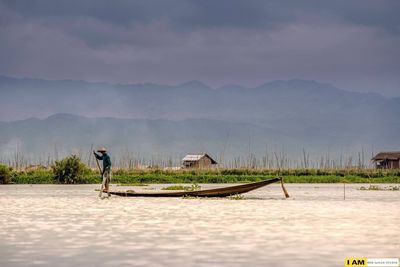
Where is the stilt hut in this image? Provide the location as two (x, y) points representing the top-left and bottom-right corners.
(182, 154), (217, 169)
(372, 151), (400, 169)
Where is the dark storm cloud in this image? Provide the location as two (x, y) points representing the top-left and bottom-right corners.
(3, 0), (400, 31)
(0, 0), (399, 95)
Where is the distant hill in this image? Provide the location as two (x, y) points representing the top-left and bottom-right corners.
(0, 76), (399, 165)
(0, 76), (397, 123)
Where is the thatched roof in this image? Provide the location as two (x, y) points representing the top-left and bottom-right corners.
(372, 151), (400, 161)
(182, 154), (217, 164)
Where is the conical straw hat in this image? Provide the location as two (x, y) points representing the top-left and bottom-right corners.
(97, 147), (107, 152)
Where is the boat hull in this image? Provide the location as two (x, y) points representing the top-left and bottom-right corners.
(107, 177), (282, 197)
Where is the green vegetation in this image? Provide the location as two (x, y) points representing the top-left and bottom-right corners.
(162, 185), (192, 190)
(2, 165), (400, 184)
(181, 195), (199, 199)
(358, 185), (400, 191)
(52, 155), (91, 184)
(228, 194), (244, 200)
(116, 183), (148, 186)
(0, 164), (13, 184)
(162, 184), (201, 191)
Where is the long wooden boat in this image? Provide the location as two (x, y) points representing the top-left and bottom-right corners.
(105, 177), (284, 197)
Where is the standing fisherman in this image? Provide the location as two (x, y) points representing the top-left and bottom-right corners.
(93, 147), (112, 197)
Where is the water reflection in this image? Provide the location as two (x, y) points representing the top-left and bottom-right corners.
(0, 184), (399, 267)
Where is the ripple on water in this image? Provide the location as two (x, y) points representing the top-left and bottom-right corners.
(0, 184), (399, 267)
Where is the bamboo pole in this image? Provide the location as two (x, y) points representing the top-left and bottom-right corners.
(94, 151), (102, 175)
(94, 151), (103, 197)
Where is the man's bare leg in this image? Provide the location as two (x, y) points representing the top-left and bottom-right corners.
(99, 174), (106, 197)
(102, 170), (110, 197)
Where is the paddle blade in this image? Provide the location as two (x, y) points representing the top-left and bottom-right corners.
(280, 177), (290, 198)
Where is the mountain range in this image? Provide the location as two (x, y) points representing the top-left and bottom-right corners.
(0, 76), (399, 165)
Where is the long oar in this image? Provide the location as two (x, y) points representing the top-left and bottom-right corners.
(280, 177), (290, 198)
(94, 153), (102, 175)
(94, 151), (103, 197)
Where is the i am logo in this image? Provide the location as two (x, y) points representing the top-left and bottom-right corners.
(345, 258), (367, 266)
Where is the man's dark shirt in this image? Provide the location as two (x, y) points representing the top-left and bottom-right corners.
(94, 152), (111, 173)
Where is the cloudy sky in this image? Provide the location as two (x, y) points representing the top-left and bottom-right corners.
(0, 0), (399, 96)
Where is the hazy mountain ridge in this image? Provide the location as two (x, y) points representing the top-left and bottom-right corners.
(0, 75), (395, 122)
(0, 76), (399, 161)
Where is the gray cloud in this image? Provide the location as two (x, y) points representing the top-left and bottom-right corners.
(3, 0), (399, 31)
(0, 0), (399, 95)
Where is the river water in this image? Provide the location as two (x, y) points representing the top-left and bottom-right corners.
(0, 184), (399, 267)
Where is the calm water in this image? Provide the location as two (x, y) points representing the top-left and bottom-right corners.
(0, 184), (399, 267)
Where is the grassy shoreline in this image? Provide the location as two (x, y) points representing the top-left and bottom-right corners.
(7, 169), (400, 184)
